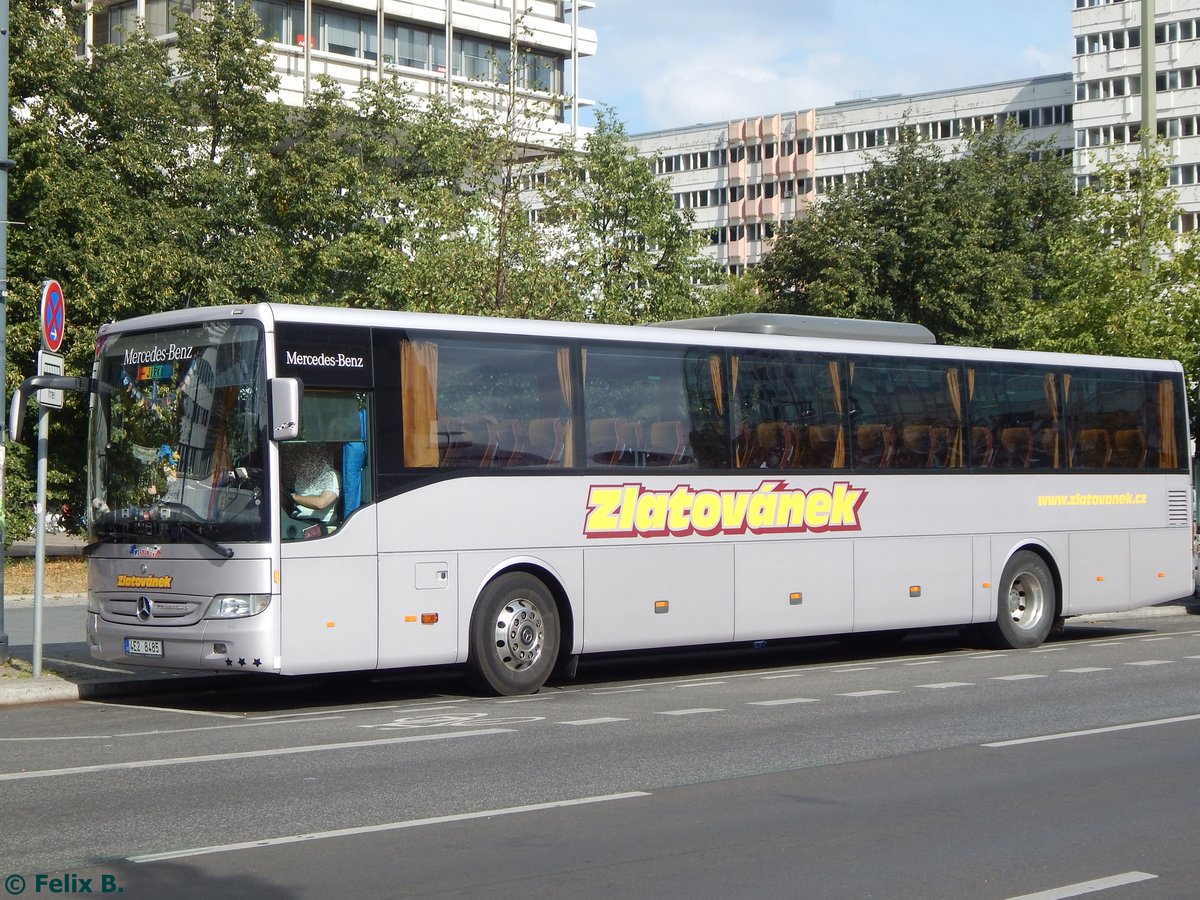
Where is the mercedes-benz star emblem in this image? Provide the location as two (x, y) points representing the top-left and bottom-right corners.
(136, 596), (154, 622)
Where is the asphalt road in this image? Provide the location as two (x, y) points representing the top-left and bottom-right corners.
(2, 614), (1199, 900)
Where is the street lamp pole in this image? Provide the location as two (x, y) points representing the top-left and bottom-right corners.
(0, 0), (12, 665)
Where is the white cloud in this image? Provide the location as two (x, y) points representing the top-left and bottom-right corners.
(582, 1), (1070, 133)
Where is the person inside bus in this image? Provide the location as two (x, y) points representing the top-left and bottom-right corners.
(284, 443), (340, 525)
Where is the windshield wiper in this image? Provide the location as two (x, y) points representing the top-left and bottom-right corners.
(178, 525), (235, 559)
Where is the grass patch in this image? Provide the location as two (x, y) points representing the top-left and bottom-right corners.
(3, 556), (88, 596)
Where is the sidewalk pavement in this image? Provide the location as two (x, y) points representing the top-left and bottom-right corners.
(1, 594), (1197, 708)
(1, 594), (252, 706)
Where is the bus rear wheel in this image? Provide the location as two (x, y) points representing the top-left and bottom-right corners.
(985, 550), (1055, 650)
(467, 573), (560, 696)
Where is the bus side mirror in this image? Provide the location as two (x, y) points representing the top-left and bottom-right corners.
(8, 374), (100, 441)
(270, 378), (302, 441)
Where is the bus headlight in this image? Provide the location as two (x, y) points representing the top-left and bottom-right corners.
(204, 594), (272, 619)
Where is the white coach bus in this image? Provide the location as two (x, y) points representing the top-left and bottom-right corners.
(50, 303), (1193, 694)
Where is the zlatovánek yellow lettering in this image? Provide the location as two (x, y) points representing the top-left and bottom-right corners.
(584, 481), (867, 539)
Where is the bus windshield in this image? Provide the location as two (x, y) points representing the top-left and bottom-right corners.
(88, 320), (269, 545)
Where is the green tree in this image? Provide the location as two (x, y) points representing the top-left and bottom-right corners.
(540, 108), (718, 324)
(755, 123), (1078, 347)
(1025, 141), (1200, 400)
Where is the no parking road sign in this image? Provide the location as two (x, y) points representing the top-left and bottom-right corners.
(40, 279), (65, 352)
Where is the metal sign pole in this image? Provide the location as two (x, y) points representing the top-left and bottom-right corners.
(31, 284), (65, 678)
(31, 403), (47, 677)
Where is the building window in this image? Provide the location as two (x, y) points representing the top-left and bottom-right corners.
(95, 1), (138, 47)
(387, 23), (446, 71)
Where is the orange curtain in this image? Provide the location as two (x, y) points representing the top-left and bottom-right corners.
(1045, 372), (1062, 468)
(946, 367), (963, 468)
(1159, 378), (1178, 468)
(401, 339), (439, 467)
(557, 347), (575, 467)
(829, 361), (845, 468)
(709, 354), (725, 415)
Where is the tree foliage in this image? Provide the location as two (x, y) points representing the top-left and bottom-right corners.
(754, 123), (1078, 347)
(1024, 141), (1200, 368)
(2, 2), (712, 540)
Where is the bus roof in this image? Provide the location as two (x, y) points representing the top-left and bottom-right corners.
(655, 313), (937, 344)
(96, 303), (1183, 375)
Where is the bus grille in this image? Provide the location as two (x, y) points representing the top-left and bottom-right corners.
(1168, 490), (1190, 526)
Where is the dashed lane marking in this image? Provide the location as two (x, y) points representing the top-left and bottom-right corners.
(991, 674), (1047, 681)
(558, 717), (631, 726)
(656, 708), (725, 716)
(916, 682), (974, 689)
(1005, 870), (1156, 899)
(837, 690), (898, 697)
(1125, 660), (1174, 666)
(747, 698), (820, 706)
(1060, 667), (1111, 673)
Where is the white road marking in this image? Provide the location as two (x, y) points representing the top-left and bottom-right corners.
(113, 717), (344, 737)
(1030, 647), (1066, 653)
(80, 700), (242, 719)
(832, 667), (876, 673)
(558, 717), (630, 725)
(1126, 660), (1173, 666)
(837, 690), (898, 697)
(916, 682), (974, 689)
(656, 708), (724, 716)
(761, 673), (807, 680)
(983, 713), (1200, 747)
(902, 660), (941, 666)
(0, 729), (513, 783)
(47, 658), (138, 674)
(1005, 870), (1156, 899)
(1186, 655), (1200, 660)
(991, 674), (1047, 681)
(129, 792), (652, 862)
(496, 695), (559, 703)
(1140, 636), (1173, 642)
(1060, 668), (1111, 674)
(0, 716), (346, 742)
(969, 654), (1008, 659)
(747, 698), (820, 706)
(591, 688), (645, 695)
(674, 681), (727, 688)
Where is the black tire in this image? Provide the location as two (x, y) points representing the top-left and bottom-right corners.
(984, 550), (1056, 649)
(467, 572), (560, 696)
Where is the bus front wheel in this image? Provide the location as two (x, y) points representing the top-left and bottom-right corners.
(467, 573), (560, 696)
(985, 551), (1056, 650)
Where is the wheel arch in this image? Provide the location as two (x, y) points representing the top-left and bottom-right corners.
(470, 557), (577, 657)
(1001, 540), (1063, 621)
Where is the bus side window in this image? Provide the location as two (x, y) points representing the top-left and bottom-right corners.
(583, 345), (699, 468)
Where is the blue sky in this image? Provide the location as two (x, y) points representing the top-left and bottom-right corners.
(578, 0), (1073, 134)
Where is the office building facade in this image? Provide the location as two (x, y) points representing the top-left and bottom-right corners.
(632, 0), (1200, 272)
(83, 0), (597, 144)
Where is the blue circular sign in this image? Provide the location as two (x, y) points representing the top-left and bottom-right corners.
(41, 279), (65, 352)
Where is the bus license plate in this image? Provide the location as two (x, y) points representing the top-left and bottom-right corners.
(124, 637), (163, 657)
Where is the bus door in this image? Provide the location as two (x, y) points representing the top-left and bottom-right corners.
(278, 390), (379, 674)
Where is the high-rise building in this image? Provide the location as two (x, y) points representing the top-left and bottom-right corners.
(630, 0), (1200, 273)
(82, 0), (597, 144)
